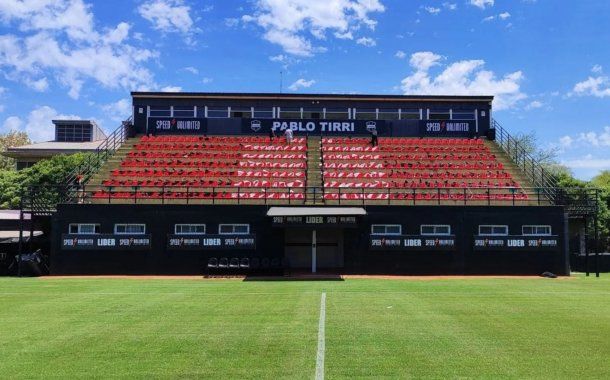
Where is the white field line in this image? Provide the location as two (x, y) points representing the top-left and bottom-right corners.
(315, 292), (326, 380)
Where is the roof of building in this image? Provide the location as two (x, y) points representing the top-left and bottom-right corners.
(3, 141), (102, 159)
(131, 91), (494, 103)
(267, 207), (367, 217)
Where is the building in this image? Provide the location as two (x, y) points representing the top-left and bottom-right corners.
(44, 92), (581, 275)
(3, 120), (106, 170)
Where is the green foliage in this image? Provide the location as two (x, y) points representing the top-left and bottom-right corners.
(0, 130), (31, 171)
(0, 152), (94, 209)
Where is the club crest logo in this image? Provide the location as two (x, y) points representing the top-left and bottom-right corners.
(250, 120), (262, 132)
(366, 121), (377, 132)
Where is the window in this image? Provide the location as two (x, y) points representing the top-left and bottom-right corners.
(207, 107), (229, 118)
(280, 107), (301, 119)
(325, 108), (349, 120)
(522, 225), (551, 236)
(302, 108), (322, 119)
(219, 224), (250, 235)
(371, 224), (402, 235)
(429, 110), (451, 120)
(253, 108), (273, 119)
(420, 225), (451, 235)
(378, 108), (399, 120)
(69, 223), (100, 235)
(354, 108), (377, 120)
(175, 224), (206, 235)
(452, 111), (476, 120)
(56, 123), (92, 142)
(478, 225), (509, 236)
(173, 106), (195, 118)
(400, 109), (420, 120)
(230, 107), (252, 118)
(149, 106), (171, 117)
(114, 224), (146, 235)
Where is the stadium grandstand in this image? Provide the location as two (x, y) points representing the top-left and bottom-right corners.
(15, 92), (601, 276)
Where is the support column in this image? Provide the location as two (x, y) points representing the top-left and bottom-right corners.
(312, 229), (317, 273)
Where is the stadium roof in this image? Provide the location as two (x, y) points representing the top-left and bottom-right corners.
(267, 207), (367, 217)
(131, 92), (494, 103)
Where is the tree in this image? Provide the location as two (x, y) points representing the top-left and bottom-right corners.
(0, 130), (31, 171)
(0, 152), (94, 209)
(511, 131), (559, 167)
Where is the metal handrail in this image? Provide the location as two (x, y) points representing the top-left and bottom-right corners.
(491, 119), (558, 202)
(21, 184), (598, 212)
(59, 118), (132, 203)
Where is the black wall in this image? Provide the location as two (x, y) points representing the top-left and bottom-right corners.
(51, 204), (567, 275)
(132, 96), (491, 137)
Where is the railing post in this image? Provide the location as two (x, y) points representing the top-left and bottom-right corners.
(537, 188), (541, 206)
(237, 186), (241, 205)
(108, 186), (112, 204)
(412, 188), (416, 206)
(437, 188), (441, 205)
(487, 187), (491, 206)
(162, 185), (165, 205)
(186, 186), (190, 205)
(133, 186), (138, 204)
(463, 188), (467, 206)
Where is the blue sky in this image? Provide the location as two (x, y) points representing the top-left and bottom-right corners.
(0, 0), (609, 179)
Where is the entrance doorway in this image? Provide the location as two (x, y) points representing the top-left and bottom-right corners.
(284, 228), (344, 273)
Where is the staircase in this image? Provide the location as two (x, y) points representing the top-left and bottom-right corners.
(305, 136), (324, 205)
(85, 137), (139, 187)
(483, 139), (534, 189)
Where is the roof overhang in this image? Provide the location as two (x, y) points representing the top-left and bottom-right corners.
(131, 91), (494, 103)
(267, 207), (367, 217)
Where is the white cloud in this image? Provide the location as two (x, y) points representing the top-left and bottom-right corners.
(288, 78), (315, 91)
(562, 155), (610, 170)
(160, 86), (182, 92)
(0, 1), (158, 99)
(424, 7), (441, 15)
(409, 51), (443, 71)
(24, 77), (49, 92)
(138, 0), (197, 43)
(525, 100), (543, 110)
(556, 126), (610, 150)
(2, 105), (82, 142)
(470, 0), (494, 8)
(483, 12), (510, 22)
(2, 116), (22, 131)
(395, 50), (406, 59)
(591, 64), (603, 74)
(577, 126), (610, 147)
(400, 51), (526, 110)
(101, 98), (131, 122)
(558, 135), (573, 149)
(225, 17), (239, 27)
(443, 3), (457, 10)
(182, 66), (198, 75)
(571, 75), (610, 98)
(201, 77), (212, 84)
(242, 0), (385, 56)
(356, 37), (376, 47)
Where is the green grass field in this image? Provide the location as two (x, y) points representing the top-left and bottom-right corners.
(1, 275), (609, 379)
